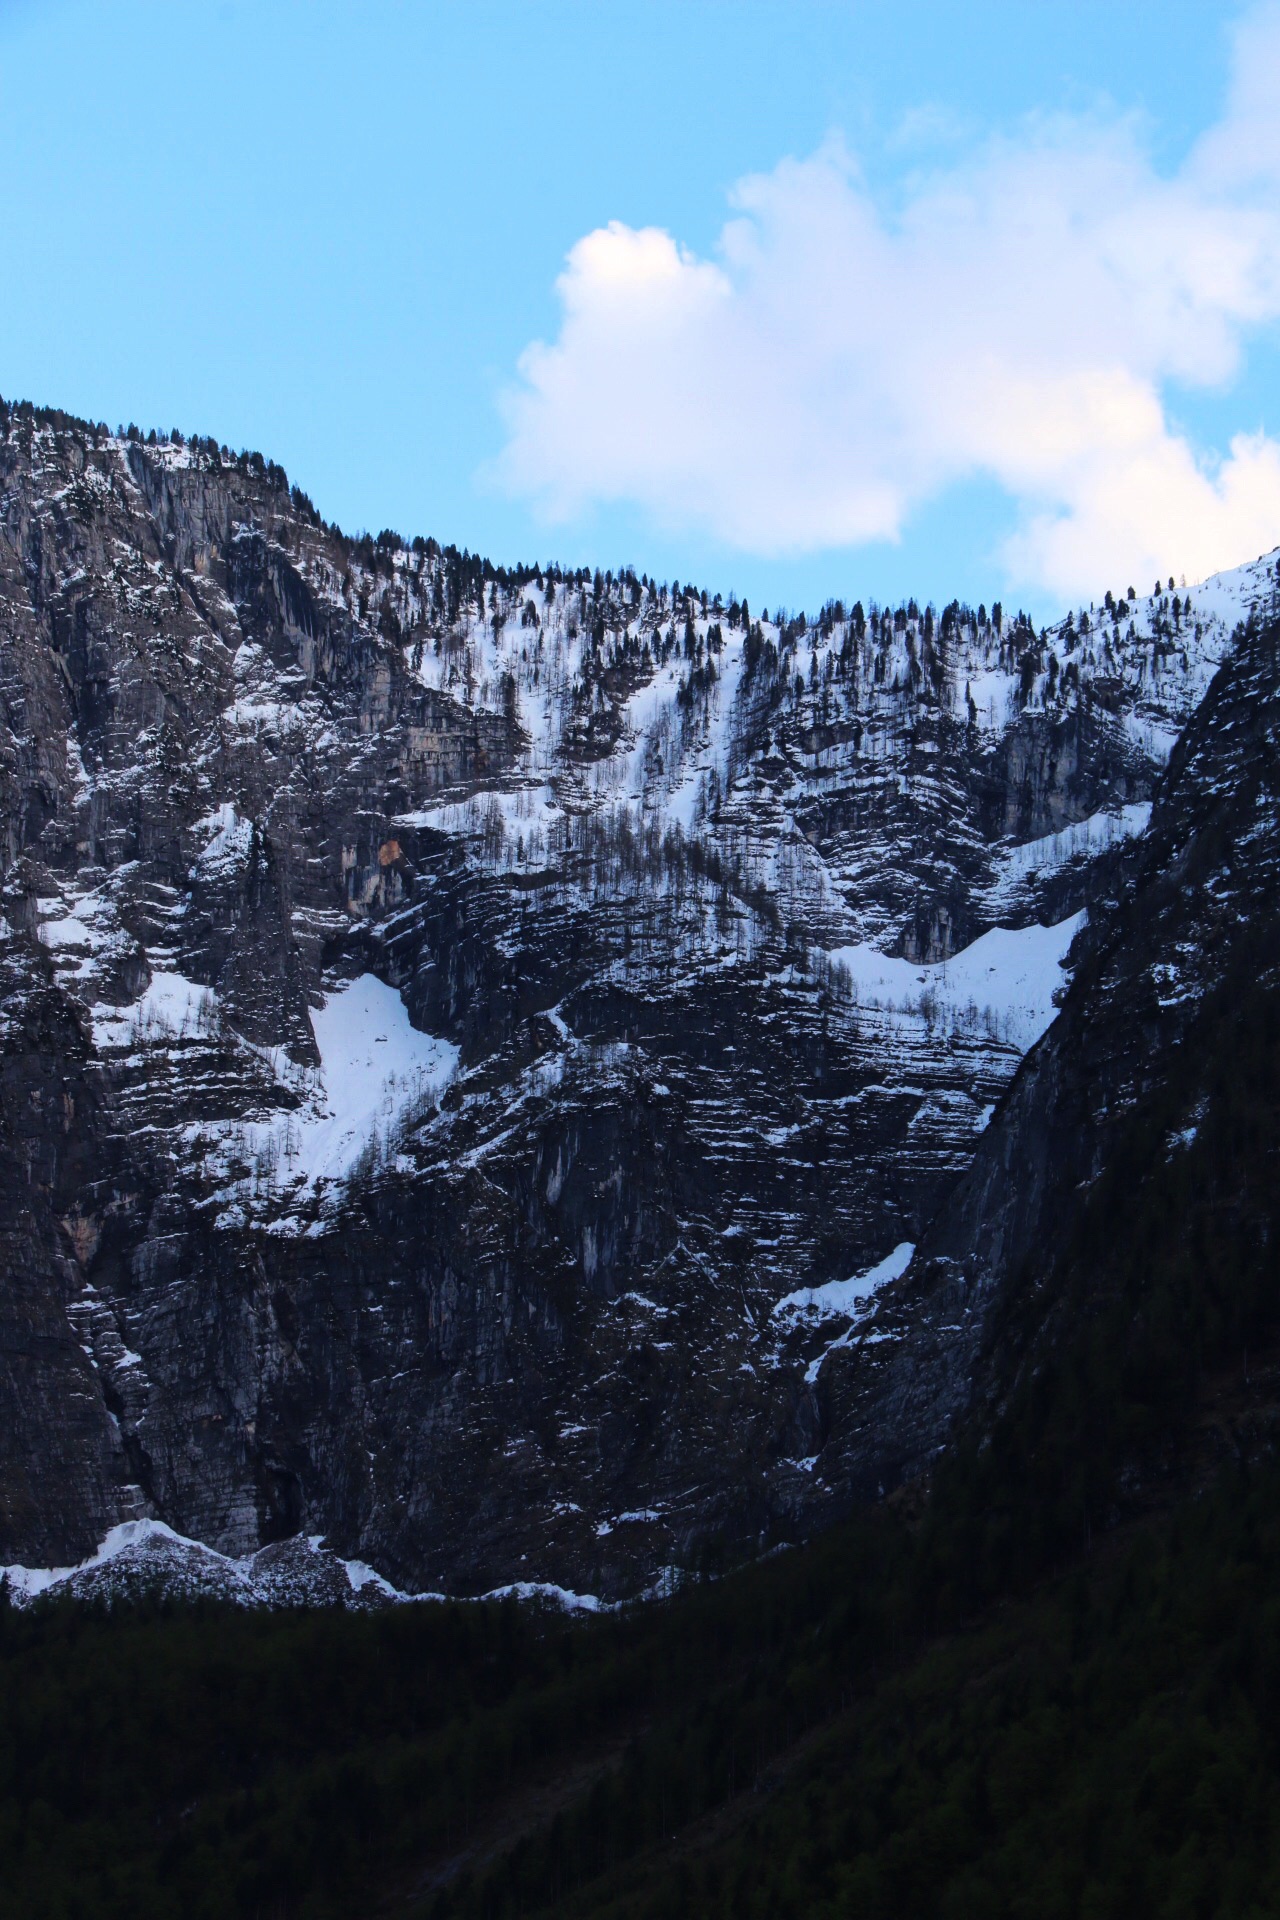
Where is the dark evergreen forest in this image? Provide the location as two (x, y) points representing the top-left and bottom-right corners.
(4, 942), (1279, 1919)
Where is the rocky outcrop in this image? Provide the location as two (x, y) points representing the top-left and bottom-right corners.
(1, 396), (1273, 1594)
(811, 605), (1280, 1504)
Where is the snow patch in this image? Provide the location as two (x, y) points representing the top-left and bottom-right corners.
(828, 912), (1085, 1052)
(398, 784), (563, 867)
(480, 1581), (603, 1613)
(775, 1241), (916, 1325)
(0, 1518), (607, 1614)
(93, 971), (215, 1048)
(36, 886), (134, 984)
(988, 804), (1151, 908)
(190, 802), (255, 882)
(186, 974), (458, 1225)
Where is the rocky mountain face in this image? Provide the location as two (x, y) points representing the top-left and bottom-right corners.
(812, 598), (1280, 1511)
(1, 396), (1274, 1598)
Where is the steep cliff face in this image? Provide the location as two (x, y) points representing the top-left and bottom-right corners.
(810, 607), (1280, 1510)
(0, 397), (1273, 1594)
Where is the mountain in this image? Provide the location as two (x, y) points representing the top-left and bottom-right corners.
(1, 394), (1276, 1599)
(800, 594), (1280, 1535)
(2, 586), (1277, 1904)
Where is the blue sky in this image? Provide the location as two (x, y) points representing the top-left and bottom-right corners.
(2, 0), (1277, 620)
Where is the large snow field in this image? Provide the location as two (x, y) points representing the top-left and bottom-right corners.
(301, 973), (458, 1182)
(827, 911), (1086, 1051)
(153, 972), (461, 1226)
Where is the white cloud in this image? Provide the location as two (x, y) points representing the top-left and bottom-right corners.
(496, 4), (1280, 600)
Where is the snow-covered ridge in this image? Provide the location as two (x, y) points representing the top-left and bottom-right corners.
(383, 541), (1279, 857)
(27, 423), (1276, 1226)
(1, 1520), (401, 1610)
(359, 525), (1279, 994)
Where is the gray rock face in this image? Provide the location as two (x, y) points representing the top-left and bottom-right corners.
(811, 602), (1280, 1505)
(0, 398), (1271, 1594)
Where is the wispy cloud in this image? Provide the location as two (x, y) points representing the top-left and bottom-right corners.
(496, 4), (1280, 600)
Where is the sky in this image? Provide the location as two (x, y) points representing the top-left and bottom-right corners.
(2, 0), (1279, 621)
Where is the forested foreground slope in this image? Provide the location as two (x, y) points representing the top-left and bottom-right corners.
(3, 614), (1279, 1919)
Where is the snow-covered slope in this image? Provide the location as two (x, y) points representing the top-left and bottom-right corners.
(826, 911), (1085, 1051)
